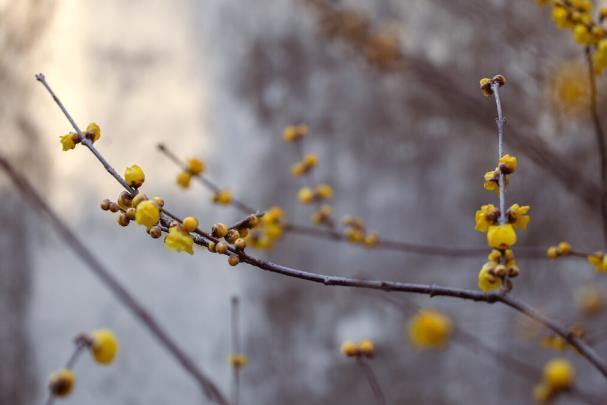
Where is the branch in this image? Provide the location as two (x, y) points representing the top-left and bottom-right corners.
(356, 358), (386, 405)
(0, 154), (230, 405)
(34, 73), (607, 380)
(585, 47), (607, 247)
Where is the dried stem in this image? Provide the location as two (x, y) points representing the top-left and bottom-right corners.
(356, 358), (386, 405)
(585, 47), (607, 247)
(34, 74), (607, 380)
(491, 82), (506, 225)
(44, 341), (87, 405)
(231, 296), (241, 405)
(0, 156), (229, 405)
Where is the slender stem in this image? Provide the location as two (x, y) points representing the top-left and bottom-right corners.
(34, 74), (607, 380)
(356, 358), (386, 405)
(585, 48), (607, 247)
(492, 82), (506, 224)
(44, 342), (87, 405)
(0, 158), (229, 405)
(231, 296), (241, 405)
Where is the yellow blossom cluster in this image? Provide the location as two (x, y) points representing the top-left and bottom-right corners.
(537, 0), (607, 74)
(48, 329), (118, 400)
(475, 204), (529, 249)
(176, 158), (206, 189)
(478, 249), (520, 292)
(298, 184), (334, 205)
(212, 189), (233, 205)
(246, 207), (286, 250)
(546, 241), (572, 259)
(282, 124), (309, 143)
(407, 309), (453, 350)
(208, 213), (261, 265)
(483, 154), (516, 192)
(59, 122), (101, 151)
(342, 215), (379, 247)
(340, 339), (376, 358)
(292, 153), (318, 177)
(533, 358), (575, 402)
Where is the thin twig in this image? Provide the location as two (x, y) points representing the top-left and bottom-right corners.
(44, 341), (87, 405)
(231, 296), (241, 405)
(356, 358), (386, 405)
(0, 155), (229, 405)
(585, 47), (607, 247)
(34, 73), (607, 380)
(492, 82), (506, 225)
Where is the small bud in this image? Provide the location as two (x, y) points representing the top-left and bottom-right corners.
(149, 226), (162, 239)
(479, 77), (493, 97)
(508, 265), (520, 278)
(494, 264), (507, 277)
(100, 199), (111, 211)
(216, 242), (228, 254)
(238, 228), (249, 238)
(169, 220), (180, 228)
(118, 191), (133, 208)
(212, 223), (229, 238)
(131, 192), (148, 208)
(153, 196), (165, 208)
(208, 241), (217, 253)
(182, 216), (198, 233)
(117, 214), (130, 227)
(246, 214), (259, 228)
(125, 207), (136, 220)
(228, 255), (240, 266)
(109, 202), (120, 213)
(492, 74), (506, 87)
(225, 229), (239, 244)
(234, 238), (247, 250)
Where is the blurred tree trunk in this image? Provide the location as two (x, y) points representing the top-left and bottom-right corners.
(0, 1), (54, 403)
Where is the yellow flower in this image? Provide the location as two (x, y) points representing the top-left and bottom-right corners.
(498, 154), (517, 174)
(187, 158), (205, 175)
(532, 383), (553, 403)
(408, 309), (453, 350)
(298, 187), (315, 204)
(213, 190), (232, 205)
(478, 262), (501, 292)
(543, 359), (574, 391)
(483, 170), (499, 191)
(507, 204), (530, 230)
(576, 286), (604, 315)
(558, 241), (571, 255)
(542, 335), (568, 352)
(228, 354), (248, 368)
(341, 340), (359, 357)
(475, 204), (498, 232)
(479, 77), (493, 97)
(177, 171), (192, 188)
(358, 339), (375, 357)
(303, 153), (318, 168)
(48, 369), (75, 397)
(552, 6), (573, 29)
(547, 246), (559, 259)
(60, 134), (77, 151)
(124, 165), (145, 188)
(86, 122), (101, 142)
(164, 226), (194, 255)
(588, 251), (606, 272)
(135, 200), (160, 230)
(90, 329), (119, 365)
(487, 224), (517, 249)
(291, 162), (306, 177)
(282, 124), (309, 142)
(574, 24), (593, 44)
(316, 184), (333, 199)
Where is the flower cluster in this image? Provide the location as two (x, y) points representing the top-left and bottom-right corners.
(533, 358), (575, 402)
(546, 241), (572, 259)
(537, 0), (607, 74)
(342, 215), (379, 247)
(291, 153), (318, 177)
(282, 124), (309, 143)
(297, 184), (334, 205)
(59, 122), (101, 151)
(341, 339), (376, 358)
(176, 158), (205, 189)
(407, 309), (453, 350)
(476, 75), (529, 292)
(48, 329), (118, 400)
(246, 207), (286, 250)
(208, 214), (261, 265)
(311, 0), (404, 71)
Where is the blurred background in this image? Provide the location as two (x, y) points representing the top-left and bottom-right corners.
(1, 0), (607, 403)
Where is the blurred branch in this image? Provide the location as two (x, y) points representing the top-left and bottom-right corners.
(44, 339), (87, 405)
(35, 74), (607, 380)
(0, 154), (230, 405)
(585, 47), (607, 246)
(231, 296), (241, 405)
(356, 358), (386, 405)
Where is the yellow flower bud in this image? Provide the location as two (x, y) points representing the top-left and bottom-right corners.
(408, 309), (453, 350)
(547, 246), (558, 259)
(187, 158), (205, 175)
(298, 187), (315, 205)
(48, 369), (75, 397)
(90, 329), (119, 365)
(303, 153), (318, 168)
(228, 354), (248, 368)
(479, 77), (493, 97)
(557, 241), (571, 255)
(212, 223), (229, 238)
(487, 224), (517, 249)
(341, 340), (359, 357)
(358, 339), (375, 357)
(478, 262), (501, 292)
(316, 184), (333, 199)
(498, 154), (517, 174)
(182, 216), (198, 233)
(543, 359), (574, 391)
(177, 171), (192, 188)
(124, 165), (145, 188)
(213, 190), (232, 205)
